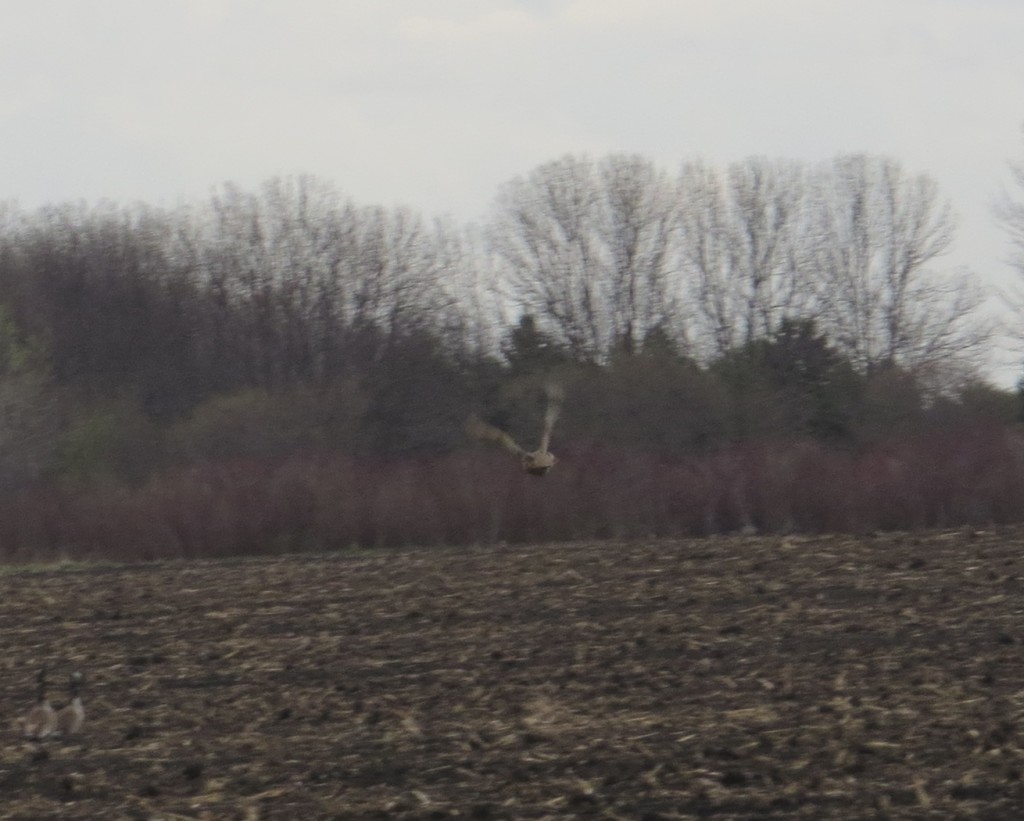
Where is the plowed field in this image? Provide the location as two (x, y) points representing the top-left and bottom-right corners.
(3, 528), (1024, 819)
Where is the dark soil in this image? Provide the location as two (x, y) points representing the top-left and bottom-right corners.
(4, 527), (1024, 819)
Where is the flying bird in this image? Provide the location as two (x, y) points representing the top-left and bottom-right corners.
(467, 383), (564, 476)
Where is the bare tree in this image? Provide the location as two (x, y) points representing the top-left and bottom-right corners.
(995, 127), (1024, 279)
(808, 155), (990, 386)
(597, 154), (684, 353)
(489, 154), (684, 362)
(428, 219), (505, 360)
(490, 155), (604, 360)
(0, 302), (58, 488)
(190, 176), (353, 388)
(186, 177), (462, 387)
(993, 126), (1024, 373)
(0, 201), (204, 413)
(676, 157), (809, 360)
(343, 203), (454, 342)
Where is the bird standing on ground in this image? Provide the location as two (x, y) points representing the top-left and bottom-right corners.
(56, 672), (85, 736)
(15, 668), (58, 740)
(467, 383), (564, 476)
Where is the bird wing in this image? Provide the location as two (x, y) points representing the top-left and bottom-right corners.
(538, 382), (564, 453)
(466, 414), (525, 456)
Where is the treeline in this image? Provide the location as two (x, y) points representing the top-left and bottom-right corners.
(0, 156), (1018, 559)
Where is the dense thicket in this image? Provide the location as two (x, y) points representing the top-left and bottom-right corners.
(0, 156), (1016, 559)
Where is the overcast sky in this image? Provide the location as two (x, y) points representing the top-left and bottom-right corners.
(3, 0), (1024, 380)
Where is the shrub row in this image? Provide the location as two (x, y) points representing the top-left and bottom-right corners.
(2, 424), (1022, 564)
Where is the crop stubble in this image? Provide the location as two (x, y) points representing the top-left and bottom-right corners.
(2, 528), (1024, 818)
